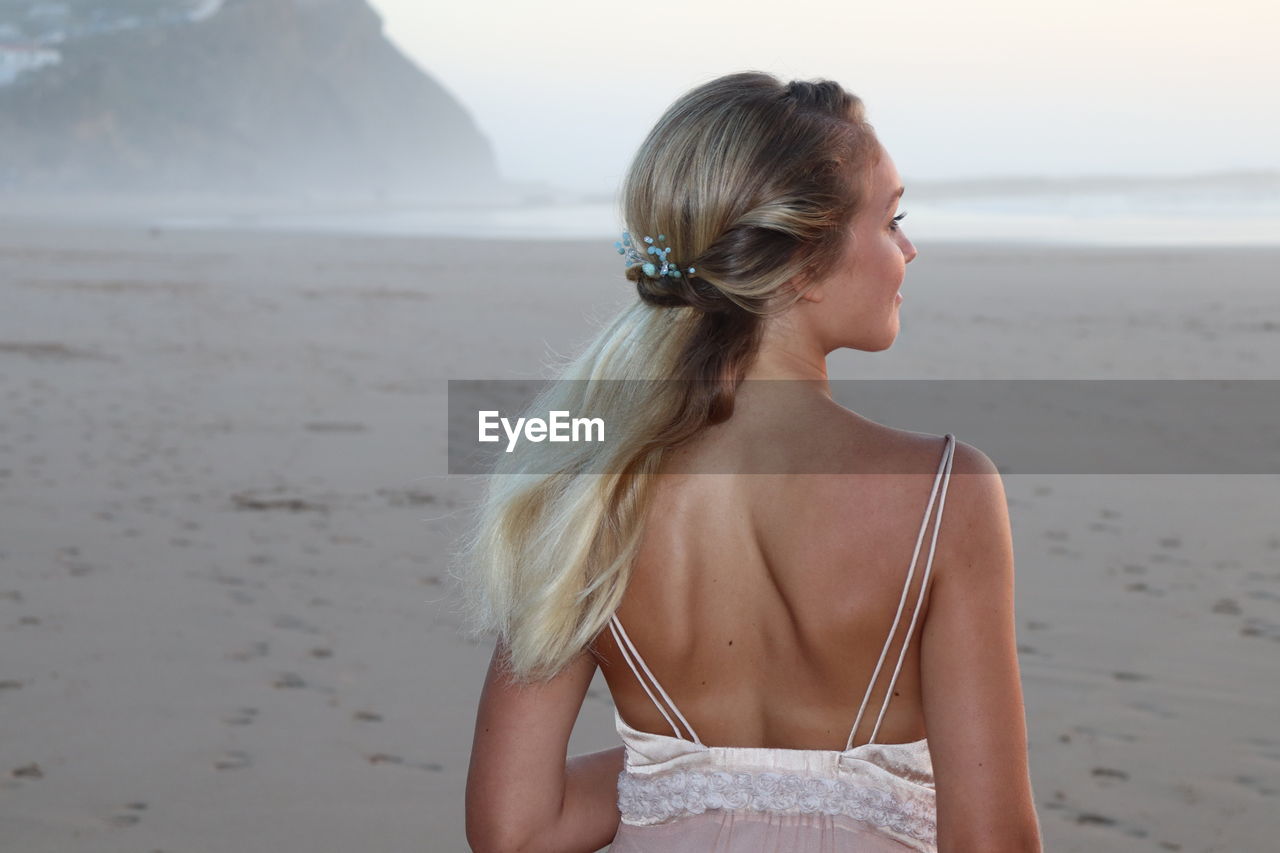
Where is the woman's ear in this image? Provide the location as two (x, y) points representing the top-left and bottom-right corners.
(788, 274), (825, 305)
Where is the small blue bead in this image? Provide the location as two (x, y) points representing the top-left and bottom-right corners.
(658, 234), (665, 240)
(688, 267), (696, 274)
(643, 236), (654, 244)
(671, 270), (682, 278)
(642, 262), (656, 277)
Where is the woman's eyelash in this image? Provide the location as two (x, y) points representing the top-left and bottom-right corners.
(890, 211), (908, 230)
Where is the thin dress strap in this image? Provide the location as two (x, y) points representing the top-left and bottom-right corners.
(846, 433), (956, 750)
(608, 614), (703, 745)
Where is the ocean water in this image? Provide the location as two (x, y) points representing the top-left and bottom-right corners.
(156, 181), (1280, 247)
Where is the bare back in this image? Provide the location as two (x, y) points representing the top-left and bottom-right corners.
(593, 392), (955, 751)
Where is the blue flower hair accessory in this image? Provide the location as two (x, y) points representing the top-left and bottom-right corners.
(614, 231), (696, 280)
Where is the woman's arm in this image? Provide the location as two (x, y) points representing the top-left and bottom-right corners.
(546, 745), (625, 851)
(920, 441), (1043, 853)
(465, 637), (622, 853)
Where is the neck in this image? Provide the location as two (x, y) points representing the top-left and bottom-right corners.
(741, 335), (831, 397)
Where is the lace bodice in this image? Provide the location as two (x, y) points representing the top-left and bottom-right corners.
(614, 708), (937, 849)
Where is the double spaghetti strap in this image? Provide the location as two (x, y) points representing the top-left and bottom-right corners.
(608, 614), (703, 745)
(609, 433), (956, 751)
(846, 433), (956, 750)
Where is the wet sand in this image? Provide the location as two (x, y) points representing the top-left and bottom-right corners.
(0, 213), (1277, 852)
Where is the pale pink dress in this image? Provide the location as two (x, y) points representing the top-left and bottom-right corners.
(608, 434), (956, 852)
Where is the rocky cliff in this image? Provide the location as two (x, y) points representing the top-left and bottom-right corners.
(0, 0), (502, 198)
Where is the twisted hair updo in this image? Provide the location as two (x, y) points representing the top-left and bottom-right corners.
(621, 70), (882, 421)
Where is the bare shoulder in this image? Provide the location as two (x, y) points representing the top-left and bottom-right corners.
(830, 410), (998, 480)
(867, 421), (1001, 487)
(929, 434), (1010, 561)
(886, 428), (1011, 595)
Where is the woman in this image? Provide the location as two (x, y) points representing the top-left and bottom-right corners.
(462, 71), (1042, 852)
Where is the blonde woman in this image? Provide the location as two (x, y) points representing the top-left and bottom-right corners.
(462, 71), (1042, 852)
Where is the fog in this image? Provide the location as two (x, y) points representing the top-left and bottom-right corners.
(370, 0), (1280, 194)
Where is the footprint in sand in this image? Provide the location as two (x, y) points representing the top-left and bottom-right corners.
(230, 489), (327, 513)
(222, 707), (259, 726)
(226, 641), (270, 662)
(11, 762), (43, 779)
(1112, 671), (1149, 682)
(1075, 808), (1150, 839)
(1234, 774), (1279, 797)
(214, 750), (252, 771)
(1044, 797), (1149, 839)
(353, 710), (383, 722)
(105, 803), (147, 827)
(1091, 766), (1130, 782)
(365, 753), (443, 772)
(272, 672), (307, 689)
(1212, 598), (1242, 615)
(272, 614), (323, 635)
(1075, 812), (1118, 827)
(1240, 618), (1280, 641)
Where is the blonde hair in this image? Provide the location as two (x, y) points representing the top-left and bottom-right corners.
(455, 71), (882, 683)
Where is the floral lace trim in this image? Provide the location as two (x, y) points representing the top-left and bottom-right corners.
(617, 768), (936, 842)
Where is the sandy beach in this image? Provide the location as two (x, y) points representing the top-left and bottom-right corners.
(0, 212), (1277, 852)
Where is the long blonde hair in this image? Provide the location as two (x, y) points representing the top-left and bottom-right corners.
(455, 71), (882, 683)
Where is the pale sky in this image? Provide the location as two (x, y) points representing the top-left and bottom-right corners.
(368, 0), (1278, 194)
